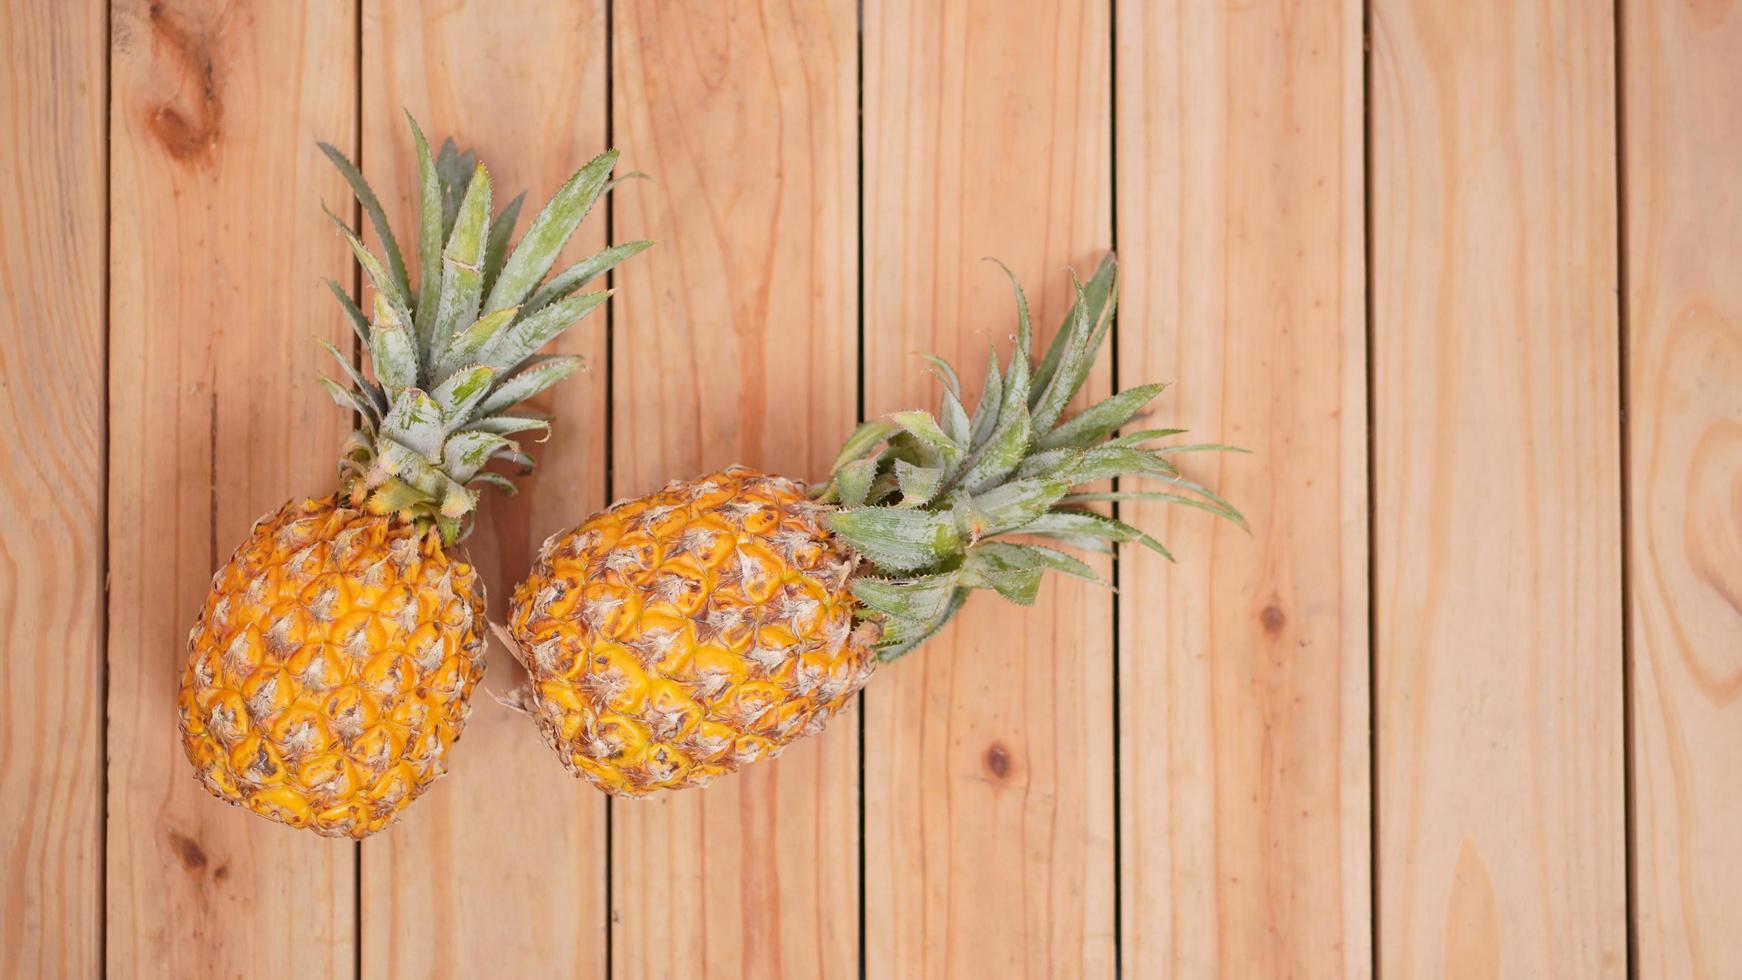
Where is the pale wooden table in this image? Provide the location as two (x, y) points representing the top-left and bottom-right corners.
(3, 0), (1735, 976)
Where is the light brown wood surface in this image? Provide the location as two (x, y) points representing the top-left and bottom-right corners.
(8, 0), (1742, 975)
(356, 1), (612, 975)
(1623, 1), (1742, 977)
(861, 2), (1115, 976)
(0, 0), (106, 976)
(609, 1), (861, 976)
(1371, 0), (1626, 975)
(1114, 1), (1371, 975)
(106, 1), (360, 975)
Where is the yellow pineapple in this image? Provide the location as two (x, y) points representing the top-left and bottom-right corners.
(177, 116), (647, 837)
(508, 257), (1244, 795)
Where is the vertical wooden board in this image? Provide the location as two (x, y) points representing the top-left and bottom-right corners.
(1371, 1), (1624, 975)
(1114, 1), (1370, 976)
(861, 2), (1113, 976)
(0, 0), (106, 976)
(1623, 2), (1742, 975)
(106, 1), (359, 975)
(357, 2), (611, 974)
(610, 2), (860, 976)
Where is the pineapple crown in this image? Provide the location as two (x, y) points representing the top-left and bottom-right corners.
(817, 254), (1247, 660)
(316, 113), (649, 545)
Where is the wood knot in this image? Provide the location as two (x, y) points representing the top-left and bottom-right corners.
(1259, 604), (1287, 635)
(168, 830), (208, 872)
(144, 2), (223, 164)
(983, 742), (1013, 780)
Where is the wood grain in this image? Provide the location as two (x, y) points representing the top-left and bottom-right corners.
(609, 2), (861, 976)
(357, 2), (611, 974)
(860, 2), (1114, 976)
(1623, 1), (1742, 975)
(1370, 0), (1625, 974)
(106, 1), (359, 975)
(25, 0), (1742, 969)
(0, 0), (107, 976)
(1114, 1), (1370, 975)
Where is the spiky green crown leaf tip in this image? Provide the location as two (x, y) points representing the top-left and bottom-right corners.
(818, 253), (1249, 660)
(316, 114), (651, 543)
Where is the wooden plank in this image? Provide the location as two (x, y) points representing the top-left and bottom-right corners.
(356, 2), (611, 974)
(106, 1), (359, 974)
(0, 0), (106, 976)
(608, 2), (861, 976)
(1113, 1), (1370, 975)
(1370, 0), (1625, 974)
(860, 3), (1114, 975)
(1623, 2), (1742, 975)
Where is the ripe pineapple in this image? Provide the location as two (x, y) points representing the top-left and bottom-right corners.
(507, 256), (1244, 795)
(177, 116), (647, 837)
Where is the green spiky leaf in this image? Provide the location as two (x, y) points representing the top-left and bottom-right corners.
(888, 410), (963, 470)
(894, 460), (946, 507)
(326, 279), (371, 347)
(468, 471), (518, 495)
(940, 389), (971, 447)
(481, 191), (526, 299)
(851, 573), (961, 622)
(1038, 383), (1166, 450)
(964, 477), (1071, 536)
(474, 355), (583, 419)
(464, 414), (550, 438)
(1106, 427), (1188, 448)
(367, 293), (419, 391)
(320, 378), (379, 429)
(483, 290), (609, 374)
(1029, 274), (1098, 434)
(968, 347), (1004, 448)
(329, 209), (411, 318)
(379, 388), (445, 459)
(442, 431), (510, 483)
(827, 507), (960, 573)
(318, 141), (410, 302)
(1018, 445), (1172, 484)
(1021, 510), (1175, 561)
(871, 585), (969, 661)
(430, 163), (492, 367)
(959, 541), (1106, 604)
(835, 456), (880, 508)
(485, 149), (618, 311)
(523, 240), (654, 317)
(959, 364), (1032, 493)
(430, 363), (496, 423)
(987, 258), (1033, 357)
(433, 138), (476, 238)
(436, 306), (519, 380)
(831, 421), (899, 474)
(317, 338), (384, 415)
(406, 114), (444, 333)
(493, 446), (536, 471)
(918, 353), (961, 398)
(1030, 253), (1115, 410)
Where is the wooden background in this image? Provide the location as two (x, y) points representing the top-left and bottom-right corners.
(2, 0), (1737, 976)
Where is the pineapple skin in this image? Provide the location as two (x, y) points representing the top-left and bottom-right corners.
(508, 466), (876, 795)
(177, 495), (487, 838)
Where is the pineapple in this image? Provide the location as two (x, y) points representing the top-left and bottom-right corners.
(177, 115), (648, 837)
(507, 256), (1244, 795)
